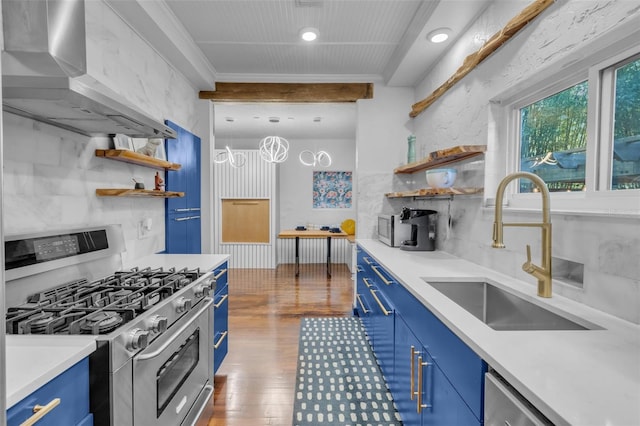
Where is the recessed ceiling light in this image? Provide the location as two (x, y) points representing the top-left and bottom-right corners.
(225, 117), (235, 122)
(428, 28), (451, 43)
(269, 117), (280, 123)
(300, 27), (319, 42)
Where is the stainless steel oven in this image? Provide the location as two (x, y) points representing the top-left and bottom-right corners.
(4, 225), (217, 426)
(133, 298), (213, 426)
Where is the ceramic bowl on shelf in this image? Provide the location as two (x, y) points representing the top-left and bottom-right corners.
(426, 168), (457, 188)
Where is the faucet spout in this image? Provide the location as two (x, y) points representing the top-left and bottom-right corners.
(492, 172), (553, 298)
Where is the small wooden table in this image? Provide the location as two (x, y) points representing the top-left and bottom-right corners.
(277, 229), (349, 277)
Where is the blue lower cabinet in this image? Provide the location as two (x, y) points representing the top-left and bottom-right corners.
(213, 263), (229, 373)
(7, 358), (92, 426)
(393, 315), (480, 426)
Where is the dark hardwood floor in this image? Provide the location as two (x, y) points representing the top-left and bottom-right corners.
(197, 263), (355, 426)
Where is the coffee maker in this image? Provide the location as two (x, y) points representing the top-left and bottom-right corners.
(399, 207), (437, 251)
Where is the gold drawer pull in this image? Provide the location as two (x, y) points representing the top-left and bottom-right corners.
(214, 331), (228, 349)
(410, 346), (418, 400)
(20, 398), (61, 426)
(214, 294), (228, 309)
(371, 265), (393, 285)
(214, 269), (228, 280)
(363, 257), (373, 265)
(370, 289), (390, 316)
(362, 277), (374, 288)
(356, 294), (370, 314)
(417, 356), (431, 413)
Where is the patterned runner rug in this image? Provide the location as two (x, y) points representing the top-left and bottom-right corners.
(292, 317), (403, 426)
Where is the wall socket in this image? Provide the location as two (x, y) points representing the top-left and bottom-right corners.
(138, 218), (153, 239)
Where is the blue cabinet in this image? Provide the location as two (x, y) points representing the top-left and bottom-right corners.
(165, 120), (201, 254)
(7, 358), (93, 426)
(356, 245), (487, 425)
(213, 262), (229, 373)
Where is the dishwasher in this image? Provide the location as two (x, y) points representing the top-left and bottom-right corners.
(484, 371), (554, 426)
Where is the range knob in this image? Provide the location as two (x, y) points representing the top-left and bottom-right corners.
(175, 296), (193, 313)
(126, 328), (150, 351)
(194, 279), (214, 297)
(148, 315), (168, 333)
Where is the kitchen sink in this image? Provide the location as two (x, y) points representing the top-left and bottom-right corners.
(423, 279), (601, 331)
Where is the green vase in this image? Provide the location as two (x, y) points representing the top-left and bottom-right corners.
(407, 135), (416, 163)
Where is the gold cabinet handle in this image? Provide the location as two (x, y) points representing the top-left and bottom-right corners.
(356, 294), (370, 314)
(371, 265), (393, 285)
(363, 257), (373, 265)
(20, 398), (61, 426)
(356, 265), (364, 273)
(410, 346), (418, 401)
(214, 294), (228, 309)
(214, 331), (228, 349)
(370, 289), (390, 316)
(214, 268), (228, 280)
(362, 277), (374, 288)
(417, 356), (431, 413)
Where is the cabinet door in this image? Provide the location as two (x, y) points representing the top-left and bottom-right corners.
(7, 358), (91, 426)
(213, 263), (229, 372)
(368, 287), (394, 380)
(165, 120), (201, 254)
(392, 314), (422, 426)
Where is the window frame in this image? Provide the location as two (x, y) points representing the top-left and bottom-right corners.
(499, 43), (640, 216)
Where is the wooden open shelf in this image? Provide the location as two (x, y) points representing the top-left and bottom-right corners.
(394, 145), (486, 174)
(96, 189), (184, 198)
(95, 149), (181, 171)
(385, 187), (483, 198)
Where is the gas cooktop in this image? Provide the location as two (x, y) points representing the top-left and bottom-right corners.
(6, 267), (204, 335)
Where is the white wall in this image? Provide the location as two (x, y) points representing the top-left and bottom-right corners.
(355, 84), (416, 239)
(2, 0), (201, 267)
(406, 0), (640, 323)
(278, 138), (356, 230)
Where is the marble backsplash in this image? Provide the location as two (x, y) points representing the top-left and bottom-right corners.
(357, 168), (640, 324)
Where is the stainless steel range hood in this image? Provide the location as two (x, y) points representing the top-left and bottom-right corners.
(1, 0), (177, 139)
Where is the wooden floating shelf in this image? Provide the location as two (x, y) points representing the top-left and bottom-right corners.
(394, 145), (486, 174)
(96, 189), (185, 198)
(385, 187), (484, 198)
(95, 149), (181, 171)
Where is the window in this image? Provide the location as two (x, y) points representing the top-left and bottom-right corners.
(519, 81), (588, 193)
(505, 44), (640, 214)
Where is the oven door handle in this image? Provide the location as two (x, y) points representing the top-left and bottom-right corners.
(137, 298), (213, 361)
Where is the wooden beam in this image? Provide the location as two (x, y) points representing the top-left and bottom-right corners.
(410, 0), (555, 118)
(199, 82), (373, 103)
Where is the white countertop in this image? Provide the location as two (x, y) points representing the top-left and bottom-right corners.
(5, 335), (96, 407)
(358, 239), (640, 426)
(6, 253), (230, 408)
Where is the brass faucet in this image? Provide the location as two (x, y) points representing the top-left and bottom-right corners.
(492, 172), (553, 298)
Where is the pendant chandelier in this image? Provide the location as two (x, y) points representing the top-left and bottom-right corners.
(214, 146), (247, 168)
(259, 136), (289, 163)
(299, 150), (332, 167)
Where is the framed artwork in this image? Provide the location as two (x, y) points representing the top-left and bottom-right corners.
(113, 134), (133, 150)
(313, 171), (352, 209)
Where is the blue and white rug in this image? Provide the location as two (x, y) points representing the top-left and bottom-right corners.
(292, 317), (403, 426)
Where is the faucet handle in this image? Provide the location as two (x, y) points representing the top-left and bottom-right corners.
(522, 244), (535, 273)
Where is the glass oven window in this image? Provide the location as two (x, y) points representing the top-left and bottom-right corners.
(157, 329), (200, 416)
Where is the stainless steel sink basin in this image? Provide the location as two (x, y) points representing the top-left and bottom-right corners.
(423, 279), (600, 331)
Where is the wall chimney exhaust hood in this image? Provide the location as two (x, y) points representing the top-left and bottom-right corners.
(1, 0), (177, 139)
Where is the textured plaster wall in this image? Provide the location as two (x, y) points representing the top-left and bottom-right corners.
(408, 0), (640, 323)
(3, 1), (201, 266)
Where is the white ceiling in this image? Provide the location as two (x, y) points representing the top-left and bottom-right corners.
(111, 0), (492, 139)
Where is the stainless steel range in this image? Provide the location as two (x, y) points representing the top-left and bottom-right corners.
(4, 225), (216, 426)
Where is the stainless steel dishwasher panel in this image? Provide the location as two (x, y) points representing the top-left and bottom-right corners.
(484, 371), (553, 426)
